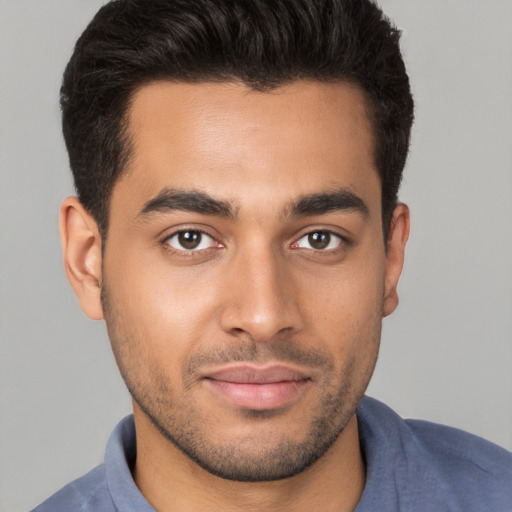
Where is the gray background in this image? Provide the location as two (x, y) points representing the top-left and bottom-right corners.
(1, 1), (511, 511)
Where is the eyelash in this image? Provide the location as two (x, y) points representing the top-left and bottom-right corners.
(161, 229), (221, 258)
(291, 230), (351, 254)
(161, 227), (350, 258)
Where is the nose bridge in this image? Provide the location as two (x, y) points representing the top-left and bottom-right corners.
(220, 241), (301, 341)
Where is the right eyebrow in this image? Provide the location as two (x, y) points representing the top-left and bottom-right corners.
(136, 188), (237, 220)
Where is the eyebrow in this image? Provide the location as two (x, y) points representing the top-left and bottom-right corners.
(137, 187), (368, 221)
(287, 190), (369, 218)
(138, 188), (236, 219)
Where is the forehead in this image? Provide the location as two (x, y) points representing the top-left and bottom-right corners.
(115, 80), (379, 217)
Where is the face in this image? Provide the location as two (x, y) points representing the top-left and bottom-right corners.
(95, 81), (404, 481)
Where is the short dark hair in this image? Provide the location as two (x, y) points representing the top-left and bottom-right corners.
(61, 0), (413, 240)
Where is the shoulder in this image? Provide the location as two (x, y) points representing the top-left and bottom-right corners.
(405, 415), (512, 478)
(30, 465), (115, 512)
(356, 396), (512, 511)
(30, 415), (150, 512)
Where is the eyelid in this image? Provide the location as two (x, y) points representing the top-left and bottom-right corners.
(291, 228), (351, 252)
(161, 227), (223, 253)
(159, 224), (351, 257)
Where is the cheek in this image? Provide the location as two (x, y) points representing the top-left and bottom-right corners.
(298, 253), (385, 381)
(302, 256), (386, 332)
(104, 249), (223, 356)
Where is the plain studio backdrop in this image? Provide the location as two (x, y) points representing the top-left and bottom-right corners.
(1, 1), (511, 511)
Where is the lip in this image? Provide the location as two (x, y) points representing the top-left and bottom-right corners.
(203, 364), (311, 410)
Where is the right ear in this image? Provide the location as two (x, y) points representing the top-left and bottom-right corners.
(59, 196), (104, 320)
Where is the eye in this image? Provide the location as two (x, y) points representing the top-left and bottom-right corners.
(164, 230), (218, 251)
(293, 231), (344, 251)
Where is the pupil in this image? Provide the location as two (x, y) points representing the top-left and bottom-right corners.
(308, 232), (330, 250)
(178, 231), (201, 249)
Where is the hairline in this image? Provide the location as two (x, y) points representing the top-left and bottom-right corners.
(99, 77), (384, 241)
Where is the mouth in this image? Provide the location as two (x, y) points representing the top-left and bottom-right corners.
(202, 364), (312, 410)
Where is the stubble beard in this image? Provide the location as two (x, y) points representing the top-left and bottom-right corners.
(128, 360), (360, 482)
(101, 286), (379, 482)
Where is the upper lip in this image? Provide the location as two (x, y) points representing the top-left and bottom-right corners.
(204, 364), (310, 384)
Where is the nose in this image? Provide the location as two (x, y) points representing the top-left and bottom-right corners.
(219, 245), (303, 342)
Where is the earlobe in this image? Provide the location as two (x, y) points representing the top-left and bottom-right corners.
(59, 196), (104, 320)
(383, 203), (410, 317)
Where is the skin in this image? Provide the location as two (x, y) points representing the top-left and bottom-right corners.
(60, 81), (409, 512)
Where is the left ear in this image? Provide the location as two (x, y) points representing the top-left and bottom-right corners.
(383, 203), (410, 317)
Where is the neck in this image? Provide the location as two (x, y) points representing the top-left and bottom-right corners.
(132, 406), (365, 512)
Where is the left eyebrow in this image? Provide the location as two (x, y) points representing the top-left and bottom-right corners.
(286, 189), (369, 218)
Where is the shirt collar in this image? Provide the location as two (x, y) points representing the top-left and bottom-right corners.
(104, 415), (156, 511)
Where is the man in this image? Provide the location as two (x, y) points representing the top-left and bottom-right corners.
(32, 0), (511, 511)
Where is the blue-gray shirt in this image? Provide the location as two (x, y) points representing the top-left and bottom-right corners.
(31, 396), (512, 511)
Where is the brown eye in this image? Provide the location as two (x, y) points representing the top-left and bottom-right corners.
(308, 232), (331, 250)
(294, 230), (343, 251)
(165, 230), (217, 251)
(178, 231), (202, 249)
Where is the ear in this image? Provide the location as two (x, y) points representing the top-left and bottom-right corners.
(383, 203), (410, 317)
(59, 196), (104, 320)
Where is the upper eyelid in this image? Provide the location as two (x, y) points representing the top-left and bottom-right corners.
(164, 228), (205, 239)
(159, 225), (350, 248)
(161, 229), (221, 256)
(293, 227), (349, 243)
(294, 231), (343, 243)
(161, 227), (219, 243)
(290, 229), (353, 255)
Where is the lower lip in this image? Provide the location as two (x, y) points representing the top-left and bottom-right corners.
(205, 379), (310, 410)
